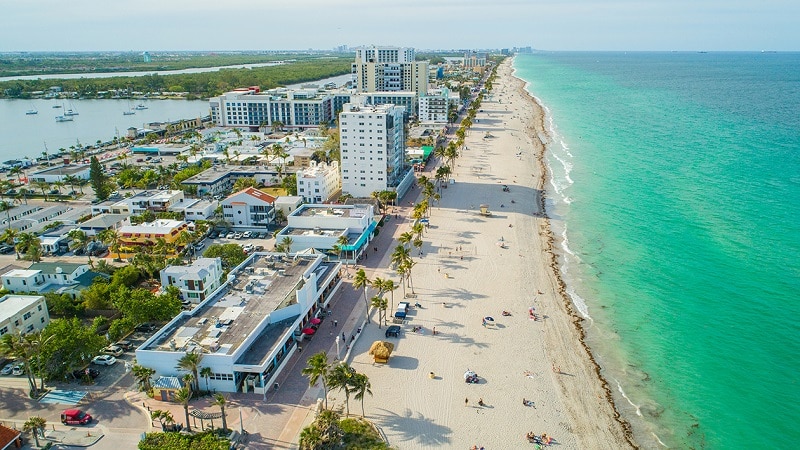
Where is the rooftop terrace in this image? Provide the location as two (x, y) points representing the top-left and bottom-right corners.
(144, 253), (336, 364)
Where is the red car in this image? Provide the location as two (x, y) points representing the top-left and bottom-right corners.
(61, 409), (92, 425)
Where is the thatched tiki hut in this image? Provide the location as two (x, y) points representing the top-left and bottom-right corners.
(368, 341), (395, 363)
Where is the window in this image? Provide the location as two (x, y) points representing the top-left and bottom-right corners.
(23, 312), (32, 320)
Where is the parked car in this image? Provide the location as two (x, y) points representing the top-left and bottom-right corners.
(136, 323), (159, 333)
(0, 245), (15, 254)
(102, 345), (124, 357)
(115, 340), (133, 351)
(242, 244), (254, 254)
(61, 409), (93, 425)
(385, 325), (401, 338)
(255, 245), (264, 252)
(91, 355), (117, 366)
(209, 231), (219, 239)
(72, 368), (100, 379)
(1, 362), (15, 375)
(226, 232), (236, 239)
(11, 363), (25, 376)
(233, 233), (243, 240)
(242, 231), (252, 239)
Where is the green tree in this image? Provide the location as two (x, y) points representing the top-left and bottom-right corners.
(0, 332), (38, 396)
(97, 229), (122, 260)
(132, 364), (156, 392)
(174, 386), (193, 432)
(176, 351), (203, 392)
(328, 363), (355, 416)
(213, 393), (228, 431)
(38, 318), (106, 380)
(23, 416), (47, 448)
(200, 366), (213, 392)
(301, 351), (331, 409)
(370, 295), (387, 329)
(352, 269), (371, 323)
(89, 156), (112, 200)
(350, 373), (372, 418)
(232, 177), (258, 192)
(203, 243), (247, 268)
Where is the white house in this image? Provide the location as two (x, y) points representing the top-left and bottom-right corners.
(339, 100), (415, 199)
(136, 252), (342, 393)
(0, 295), (50, 337)
(274, 203), (377, 262)
(2, 262), (89, 292)
(296, 161), (341, 204)
(221, 187), (276, 229)
(172, 199), (218, 221)
(160, 258), (224, 303)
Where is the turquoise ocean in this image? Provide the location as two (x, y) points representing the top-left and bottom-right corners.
(513, 53), (800, 449)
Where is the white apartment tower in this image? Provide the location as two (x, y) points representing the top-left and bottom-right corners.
(353, 46), (428, 94)
(339, 100), (415, 199)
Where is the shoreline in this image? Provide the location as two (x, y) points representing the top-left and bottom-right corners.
(340, 57), (635, 449)
(509, 58), (638, 448)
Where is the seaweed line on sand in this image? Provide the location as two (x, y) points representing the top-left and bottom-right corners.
(510, 65), (639, 449)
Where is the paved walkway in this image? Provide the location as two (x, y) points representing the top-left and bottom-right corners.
(129, 194), (426, 448)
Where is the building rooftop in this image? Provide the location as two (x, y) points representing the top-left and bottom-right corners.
(293, 204), (369, 218)
(228, 187), (276, 204)
(183, 165), (278, 185)
(0, 295), (43, 324)
(143, 254), (337, 366)
(119, 219), (186, 235)
(284, 227), (345, 237)
(80, 214), (129, 229)
(30, 164), (89, 176)
(3, 269), (40, 278)
(162, 258), (219, 279)
(28, 261), (85, 274)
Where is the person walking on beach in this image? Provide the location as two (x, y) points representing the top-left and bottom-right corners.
(465, 397), (469, 407)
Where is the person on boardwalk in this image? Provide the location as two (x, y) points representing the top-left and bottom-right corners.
(333, 320), (338, 327)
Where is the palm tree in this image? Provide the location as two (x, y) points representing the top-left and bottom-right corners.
(0, 333), (37, 396)
(335, 235), (349, 261)
(132, 364), (156, 392)
(398, 231), (413, 249)
(352, 269), (371, 322)
(182, 373), (195, 394)
(151, 410), (175, 431)
(301, 351), (331, 409)
(213, 393), (228, 431)
(370, 295), (387, 328)
(15, 232), (41, 262)
(98, 229), (122, 260)
(350, 373), (372, 418)
(390, 244), (411, 269)
(328, 363), (355, 416)
(23, 416), (47, 448)
(35, 181), (50, 201)
(174, 387), (192, 432)
(67, 229), (91, 253)
(299, 426), (324, 450)
(400, 258), (417, 294)
(380, 279), (398, 318)
(176, 351), (203, 392)
(200, 366), (213, 392)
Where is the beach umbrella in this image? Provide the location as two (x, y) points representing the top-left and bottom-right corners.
(368, 341), (395, 360)
(464, 370), (477, 380)
(302, 328), (316, 335)
(310, 317), (322, 325)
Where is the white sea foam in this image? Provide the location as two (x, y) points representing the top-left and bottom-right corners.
(566, 286), (591, 319)
(614, 378), (643, 417)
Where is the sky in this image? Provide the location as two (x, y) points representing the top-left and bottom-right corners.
(1, 0), (798, 52)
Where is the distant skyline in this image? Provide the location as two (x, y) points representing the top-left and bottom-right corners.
(1, 0), (798, 52)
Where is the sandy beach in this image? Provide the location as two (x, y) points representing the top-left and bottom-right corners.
(335, 58), (635, 449)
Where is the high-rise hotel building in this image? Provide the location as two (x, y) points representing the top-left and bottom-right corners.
(338, 99), (414, 199)
(352, 46), (428, 95)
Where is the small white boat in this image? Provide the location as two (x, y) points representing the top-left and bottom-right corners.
(55, 115), (73, 122)
(26, 108), (38, 115)
(52, 104), (62, 108)
(123, 110), (135, 116)
(134, 103), (148, 110)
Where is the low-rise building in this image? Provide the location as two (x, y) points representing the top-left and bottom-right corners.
(182, 166), (280, 197)
(173, 199), (218, 221)
(77, 214), (130, 236)
(296, 161), (340, 204)
(136, 252), (342, 393)
(27, 164), (90, 184)
(0, 294), (50, 336)
(221, 188), (276, 229)
(2, 262), (106, 299)
(92, 190), (185, 216)
(275, 203), (377, 262)
(160, 258), (224, 303)
(117, 219), (189, 258)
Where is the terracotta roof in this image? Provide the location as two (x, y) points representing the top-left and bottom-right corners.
(0, 424), (21, 449)
(241, 187), (276, 203)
